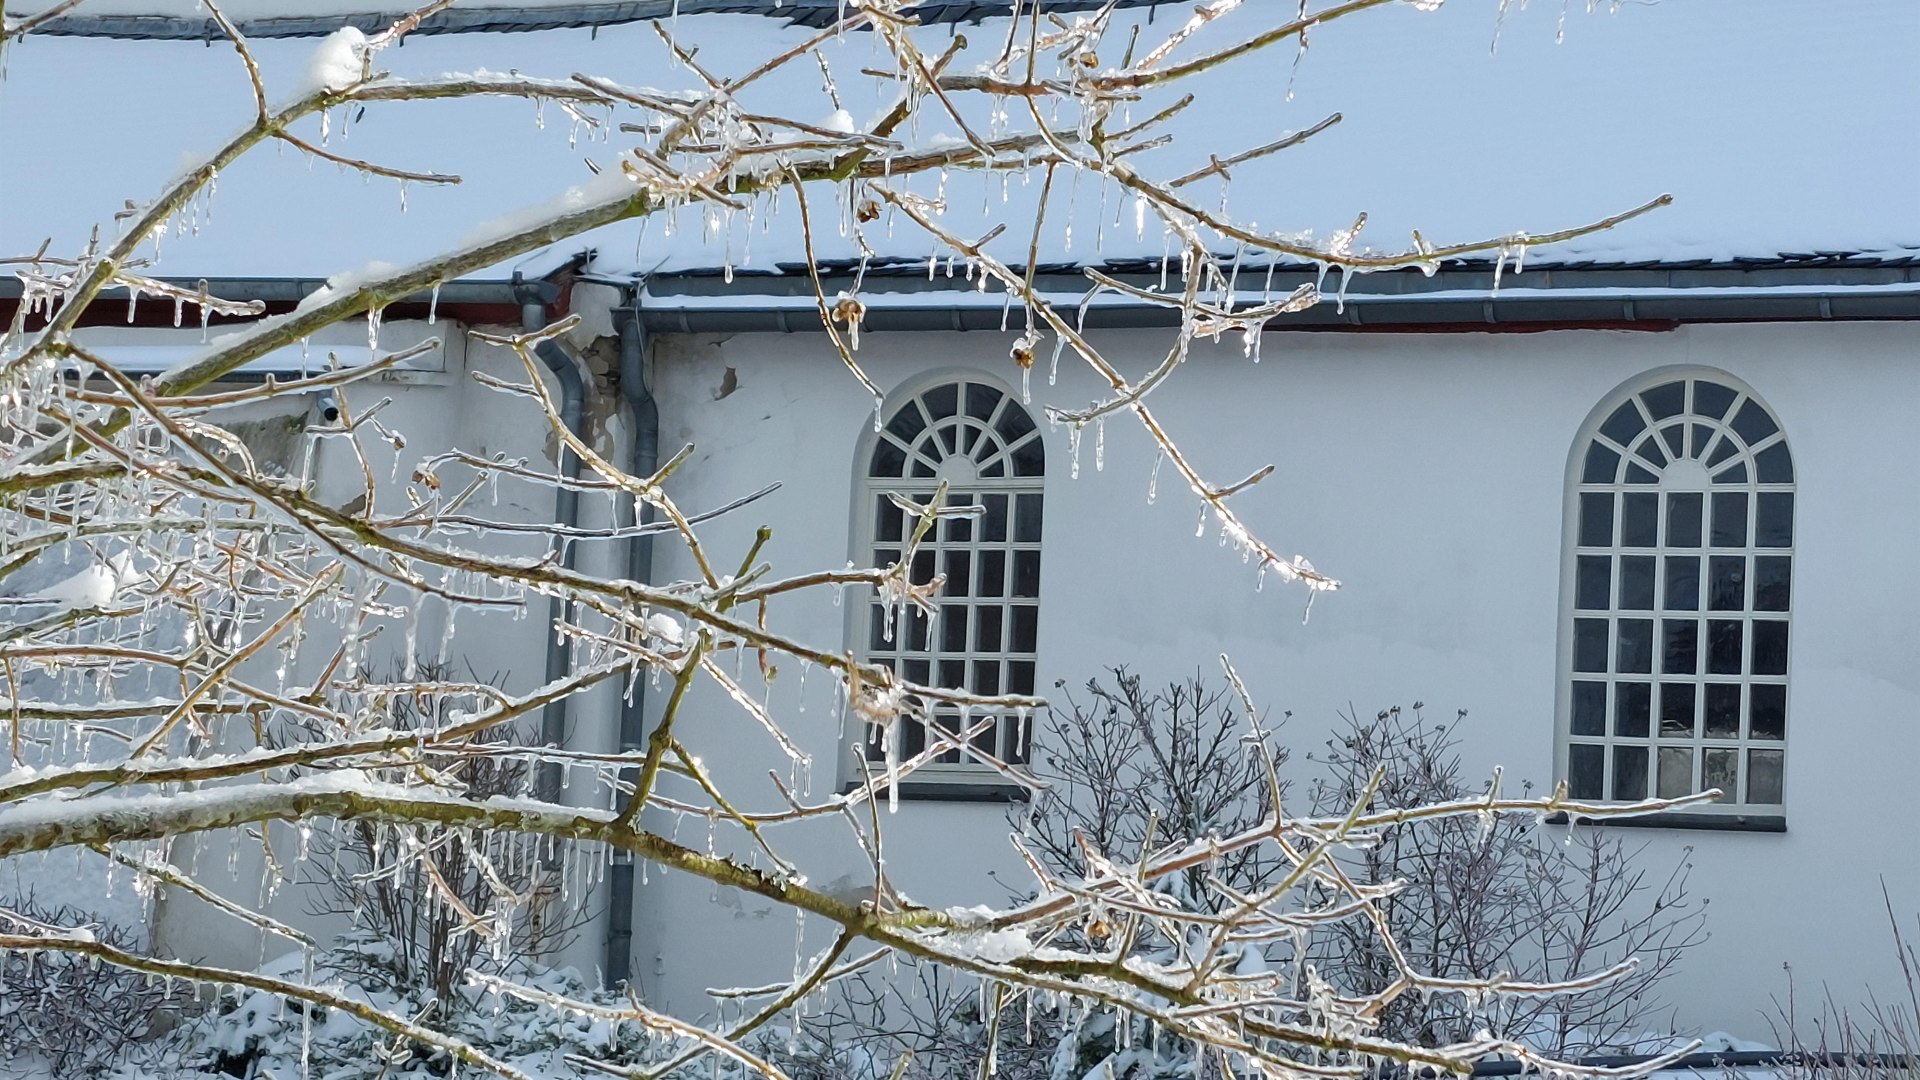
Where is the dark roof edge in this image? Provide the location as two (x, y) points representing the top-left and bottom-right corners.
(14, 0), (1143, 40)
(636, 259), (1920, 332)
(6, 264), (1917, 331)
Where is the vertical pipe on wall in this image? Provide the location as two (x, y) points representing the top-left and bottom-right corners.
(605, 295), (657, 985)
(513, 275), (587, 805)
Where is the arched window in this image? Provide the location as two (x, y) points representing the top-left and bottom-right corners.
(1562, 373), (1793, 813)
(857, 377), (1044, 782)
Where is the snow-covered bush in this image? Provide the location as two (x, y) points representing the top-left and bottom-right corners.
(140, 937), (660, 1080)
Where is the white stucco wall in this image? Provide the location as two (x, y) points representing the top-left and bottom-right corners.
(629, 318), (1920, 1038)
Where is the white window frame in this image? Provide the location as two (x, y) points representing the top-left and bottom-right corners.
(843, 373), (1045, 794)
(1556, 369), (1793, 819)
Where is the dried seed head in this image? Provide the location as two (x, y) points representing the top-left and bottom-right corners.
(856, 199), (881, 223)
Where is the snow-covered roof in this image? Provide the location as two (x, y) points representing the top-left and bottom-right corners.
(3, 0), (1915, 295)
(5, 0), (1128, 37)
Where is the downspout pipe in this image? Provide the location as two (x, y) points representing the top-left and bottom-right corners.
(512, 272), (588, 806)
(604, 293), (658, 986)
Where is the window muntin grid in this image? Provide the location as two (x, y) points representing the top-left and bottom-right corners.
(1564, 375), (1792, 810)
(860, 379), (1043, 776)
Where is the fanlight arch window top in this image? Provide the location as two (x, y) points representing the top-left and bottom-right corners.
(868, 378), (1045, 484)
(1564, 374), (1793, 815)
(858, 378), (1045, 784)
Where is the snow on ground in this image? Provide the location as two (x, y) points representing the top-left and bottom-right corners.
(0, 0), (1915, 288)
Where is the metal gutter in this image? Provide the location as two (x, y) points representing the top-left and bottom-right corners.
(513, 272), (589, 806)
(603, 296), (658, 987)
(636, 262), (1920, 333)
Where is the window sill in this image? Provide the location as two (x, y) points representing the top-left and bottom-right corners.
(840, 780), (1031, 804)
(1545, 810), (1785, 833)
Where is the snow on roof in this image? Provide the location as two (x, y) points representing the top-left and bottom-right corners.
(5, 0), (1121, 38)
(2, 0), (1915, 295)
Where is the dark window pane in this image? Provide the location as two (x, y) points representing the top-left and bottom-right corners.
(943, 551), (972, 595)
(1689, 423), (1713, 459)
(1705, 684), (1741, 737)
(1613, 745), (1649, 801)
(1709, 556), (1746, 611)
(1748, 749), (1784, 804)
(902, 609), (931, 652)
(940, 604), (969, 652)
(1575, 556), (1611, 610)
(1625, 463), (1660, 485)
(1573, 619), (1609, 673)
(978, 551), (1006, 597)
(1754, 442), (1793, 484)
(871, 439), (907, 477)
(1666, 492), (1703, 548)
(875, 496), (904, 541)
(1008, 661), (1036, 695)
(1756, 493), (1794, 548)
(1660, 683), (1697, 736)
(1661, 424), (1686, 459)
(1620, 556), (1655, 610)
(1750, 684), (1786, 740)
(923, 383), (958, 420)
(1707, 619), (1744, 674)
(980, 459), (1005, 478)
(995, 402), (1035, 444)
(1569, 744), (1604, 799)
(910, 549), (936, 586)
(938, 659), (965, 689)
(1693, 380), (1737, 420)
(1571, 681), (1607, 735)
(1615, 682), (1651, 737)
(1711, 492), (1749, 547)
(1705, 436), (1738, 468)
(1642, 381), (1686, 420)
(965, 382), (1003, 421)
(1636, 437), (1669, 470)
(1713, 462), (1748, 484)
(1661, 619), (1698, 675)
(1703, 747), (1738, 801)
(1731, 399), (1779, 445)
(1010, 436), (1045, 477)
(1658, 746), (1694, 799)
(903, 658), (930, 685)
(975, 605), (1004, 652)
(981, 494), (1009, 541)
(910, 456), (936, 479)
(1622, 493), (1658, 547)
(971, 661), (1001, 696)
(1751, 620), (1789, 675)
(1617, 619), (1653, 674)
(1579, 493), (1614, 547)
(1600, 401), (1647, 446)
(1014, 493), (1044, 543)
(937, 424), (959, 455)
(873, 548), (900, 571)
(942, 511), (973, 543)
(961, 426), (981, 455)
(1664, 556), (1700, 611)
(1583, 442), (1621, 484)
(1010, 606), (1039, 653)
(1011, 550), (1041, 597)
(868, 605), (893, 652)
(886, 401), (928, 442)
(900, 717), (928, 758)
(1753, 556), (1791, 611)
